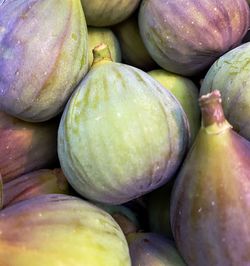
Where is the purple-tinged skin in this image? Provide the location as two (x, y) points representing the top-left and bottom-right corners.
(0, 0), (88, 122)
(171, 91), (250, 265)
(139, 0), (249, 76)
(0, 111), (58, 183)
(3, 169), (69, 208)
(127, 232), (186, 265)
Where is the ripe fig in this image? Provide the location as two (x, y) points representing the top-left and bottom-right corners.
(113, 15), (157, 71)
(3, 169), (69, 208)
(127, 233), (186, 266)
(0, 174), (2, 210)
(148, 69), (200, 145)
(139, 0), (249, 76)
(58, 44), (189, 205)
(80, 0), (141, 27)
(171, 90), (250, 265)
(200, 42), (250, 141)
(88, 27), (121, 68)
(0, 0), (88, 122)
(0, 112), (58, 183)
(0, 194), (131, 266)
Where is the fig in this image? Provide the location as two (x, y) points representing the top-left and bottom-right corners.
(200, 42), (250, 141)
(171, 90), (250, 265)
(96, 203), (140, 235)
(80, 0), (141, 27)
(139, 0), (249, 76)
(0, 0), (88, 122)
(0, 194), (131, 266)
(0, 174), (2, 210)
(146, 180), (175, 239)
(127, 233), (186, 265)
(0, 112), (58, 183)
(148, 69), (200, 145)
(88, 27), (121, 68)
(3, 169), (69, 208)
(58, 44), (189, 205)
(113, 15), (157, 71)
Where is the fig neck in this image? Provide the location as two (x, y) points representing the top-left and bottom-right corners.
(199, 90), (232, 134)
(91, 43), (113, 67)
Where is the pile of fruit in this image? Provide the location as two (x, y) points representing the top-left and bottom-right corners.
(0, 0), (250, 265)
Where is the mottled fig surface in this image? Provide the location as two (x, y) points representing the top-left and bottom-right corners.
(58, 44), (189, 205)
(0, 0), (88, 122)
(3, 169), (69, 208)
(139, 0), (249, 76)
(0, 112), (58, 183)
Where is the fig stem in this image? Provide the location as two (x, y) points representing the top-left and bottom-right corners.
(92, 43), (112, 66)
(199, 90), (232, 131)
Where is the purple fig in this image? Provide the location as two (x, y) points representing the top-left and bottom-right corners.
(171, 90), (250, 265)
(139, 0), (249, 76)
(0, 112), (58, 183)
(0, 0), (88, 122)
(3, 169), (69, 208)
(127, 232), (186, 265)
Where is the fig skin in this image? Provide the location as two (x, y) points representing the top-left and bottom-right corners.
(113, 14), (157, 71)
(3, 169), (69, 208)
(58, 44), (189, 205)
(88, 27), (121, 68)
(0, 0), (88, 122)
(80, 0), (141, 27)
(171, 91), (250, 265)
(148, 69), (200, 145)
(0, 112), (58, 183)
(139, 0), (249, 76)
(127, 232), (186, 266)
(200, 42), (250, 141)
(0, 194), (131, 266)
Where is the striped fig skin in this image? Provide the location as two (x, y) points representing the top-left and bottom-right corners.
(0, 112), (58, 183)
(58, 52), (189, 204)
(170, 95), (250, 265)
(127, 233), (186, 265)
(200, 42), (250, 141)
(139, 0), (249, 76)
(0, 194), (131, 266)
(3, 169), (69, 208)
(0, 0), (88, 122)
(81, 0), (141, 27)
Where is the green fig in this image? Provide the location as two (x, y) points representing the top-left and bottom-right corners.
(80, 0), (141, 27)
(3, 169), (69, 208)
(113, 15), (157, 71)
(0, 112), (58, 183)
(58, 43), (189, 205)
(127, 233), (186, 266)
(200, 42), (250, 141)
(0, 0), (88, 122)
(0, 194), (131, 266)
(171, 90), (250, 265)
(88, 27), (121, 68)
(148, 69), (200, 145)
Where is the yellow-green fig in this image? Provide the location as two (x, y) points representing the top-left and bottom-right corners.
(148, 69), (200, 145)
(81, 0), (141, 27)
(58, 44), (189, 205)
(0, 112), (58, 183)
(3, 169), (69, 208)
(171, 90), (250, 265)
(0, 0), (88, 122)
(88, 27), (121, 68)
(0, 194), (131, 266)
